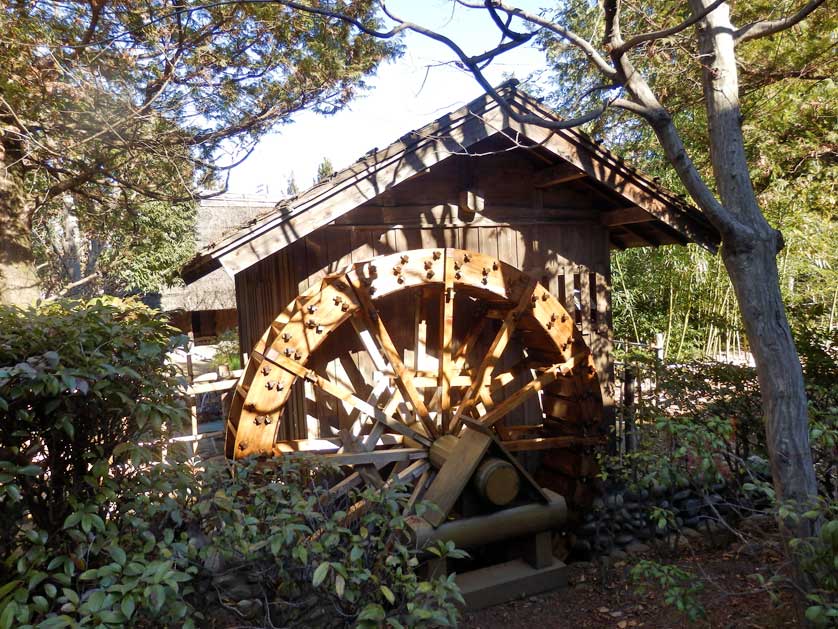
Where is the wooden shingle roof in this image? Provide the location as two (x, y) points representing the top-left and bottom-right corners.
(182, 81), (719, 284)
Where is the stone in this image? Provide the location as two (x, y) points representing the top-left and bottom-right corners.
(626, 542), (650, 554)
(681, 498), (703, 516)
(214, 574), (261, 601)
(636, 528), (653, 541)
(605, 494), (624, 509)
(673, 489), (692, 502)
(592, 497), (605, 511)
(624, 501), (641, 512)
(651, 484), (667, 498)
(658, 499), (670, 510)
(610, 549), (629, 561)
(682, 527), (702, 539)
(739, 513), (776, 535)
(579, 521), (598, 536)
(593, 534), (614, 551)
(683, 516), (701, 528)
(616, 533), (635, 546)
(665, 533), (693, 549)
(624, 489), (641, 502)
(572, 539), (593, 553)
(707, 493), (724, 505)
(236, 599), (263, 620)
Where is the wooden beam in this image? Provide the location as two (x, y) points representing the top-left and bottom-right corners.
(533, 162), (587, 188)
(507, 114), (720, 251)
(600, 206), (653, 226)
(449, 278), (538, 432)
(623, 223), (662, 247)
(274, 434), (404, 454)
(458, 189), (485, 214)
(501, 435), (606, 452)
(422, 428), (494, 526)
(313, 448), (427, 467)
(439, 253), (456, 423)
(403, 468), (431, 516)
(478, 353), (587, 428)
(609, 233), (629, 250)
(348, 276), (439, 439)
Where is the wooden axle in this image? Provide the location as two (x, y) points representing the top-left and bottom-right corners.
(430, 434), (520, 507)
(408, 489), (567, 548)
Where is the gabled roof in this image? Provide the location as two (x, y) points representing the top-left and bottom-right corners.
(182, 81), (719, 283)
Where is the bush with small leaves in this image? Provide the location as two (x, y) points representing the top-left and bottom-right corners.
(630, 560), (706, 622)
(0, 299), (465, 628)
(0, 298), (188, 536)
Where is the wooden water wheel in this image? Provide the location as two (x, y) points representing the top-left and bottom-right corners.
(226, 248), (605, 522)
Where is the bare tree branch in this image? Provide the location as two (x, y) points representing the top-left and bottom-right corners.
(477, 0), (531, 42)
(734, 0), (828, 44)
(613, 0), (726, 55)
(484, 1), (618, 78)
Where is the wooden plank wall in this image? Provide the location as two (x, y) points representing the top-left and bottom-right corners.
(233, 148), (615, 441)
(235, 220), (614, 440)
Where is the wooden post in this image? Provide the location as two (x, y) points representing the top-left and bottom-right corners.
(623, 366), (636, 454)
(523, 530), (554, 570)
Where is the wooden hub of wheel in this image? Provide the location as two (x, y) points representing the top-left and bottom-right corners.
(227, 248), (605, 522)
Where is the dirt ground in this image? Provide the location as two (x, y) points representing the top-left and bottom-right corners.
(463, 533), (797, 628)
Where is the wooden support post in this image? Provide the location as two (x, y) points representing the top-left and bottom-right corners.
(524, 530), (554, 570)
(422, 428), (493, 527)
(623, 365), (636, 453)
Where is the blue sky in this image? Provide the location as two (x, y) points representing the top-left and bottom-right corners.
(226, 1), (548, 195)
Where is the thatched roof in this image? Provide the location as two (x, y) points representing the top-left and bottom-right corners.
(162, 194), (278, 311)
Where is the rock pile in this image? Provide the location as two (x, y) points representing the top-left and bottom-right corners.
(569, 480), (745, 560)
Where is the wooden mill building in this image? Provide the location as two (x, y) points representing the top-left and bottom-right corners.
(181, 81), (718, 508)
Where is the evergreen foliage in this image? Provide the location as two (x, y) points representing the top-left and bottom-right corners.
(537, 0), (837, 353)
(0, 1), (399, 298)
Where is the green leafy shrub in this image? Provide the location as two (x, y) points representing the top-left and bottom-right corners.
(1, 299), (463, 627)
(630, 560), (706, 622)
(209, 328), (241, 371)
(788, 499), (838, 626)
(0, 298), (188, 537)
(187, 456), (464, 627)
(2, 455), (463, 628)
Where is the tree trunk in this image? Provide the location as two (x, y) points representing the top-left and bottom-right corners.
(0, 213), (40, 306)
(689, 0), (819, 612)
(0, 149), (40, 305)
(724, 238), (819, 518)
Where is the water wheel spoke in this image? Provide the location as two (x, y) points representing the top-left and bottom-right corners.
(346, 375), (390, 440)
(449, 277), (538, 433)
(477, 352), (586, 428)
(438, 253), (456, 424)
(452, 312), (486, 372)
(348, 276), (439, 439)
(264, 350), (432, 448)
(403, 468), (431, 516)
